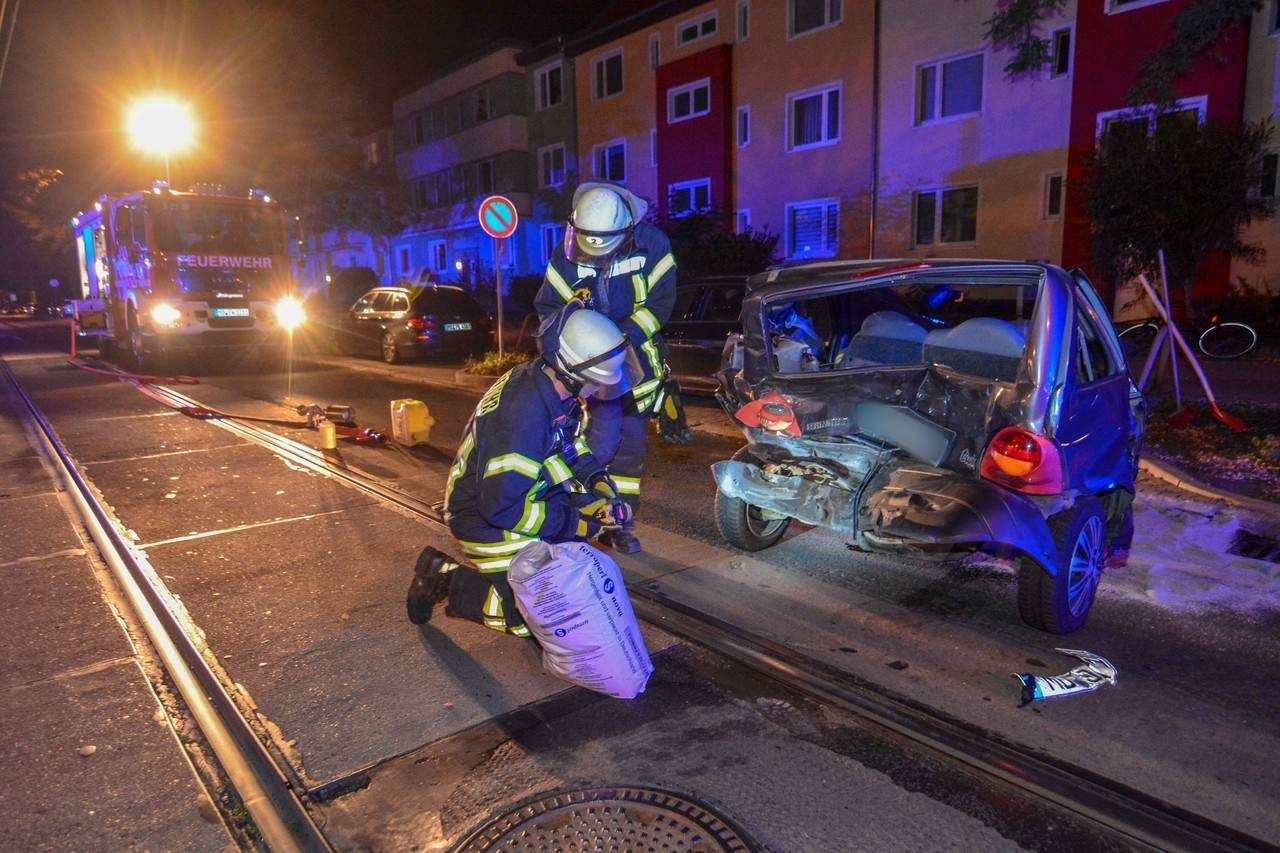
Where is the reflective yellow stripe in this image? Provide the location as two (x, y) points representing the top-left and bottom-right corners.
(510, 624), (531, 637)
(472, 554), (515, 572)
(483, 453), (541, 479)
(574, 436), (593, 458)
(631, 377), (661, 398)
(613, 475), (641, 495)
(647, 252), (675, 288)
(631, 272), (647, 304)
(515, 494), (545, 536)
(444, 429), (475, 507)
(631, 306), (660, 338)
(546, 264), (575, 302)
(640, 338), (663, 380)
(544, 454), (573, 484)
(458, 537), (534, 555)
(482, 585), (504, 618)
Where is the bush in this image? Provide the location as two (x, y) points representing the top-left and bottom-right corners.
(463, 350), (532, 376)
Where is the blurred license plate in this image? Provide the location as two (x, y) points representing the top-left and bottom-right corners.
(443, 322), (472, 332)
(212, 307), (250, 318)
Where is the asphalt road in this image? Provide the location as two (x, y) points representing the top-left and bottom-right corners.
(3, 318), (1278, 849)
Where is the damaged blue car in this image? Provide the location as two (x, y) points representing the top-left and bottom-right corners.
(713, 260), (1145, 633)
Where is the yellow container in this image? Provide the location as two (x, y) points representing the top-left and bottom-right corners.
(390, 399), (433, 446)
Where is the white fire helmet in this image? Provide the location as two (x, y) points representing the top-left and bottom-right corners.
(565, 183), (639, 269)
(551, 307), (643, 400)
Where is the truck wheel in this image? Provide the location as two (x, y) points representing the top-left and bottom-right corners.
(715, 448), (790, 551)
(125, 307), (163, 375)
(381, 332), (402, 364)
(1017, 496), (1106, 634)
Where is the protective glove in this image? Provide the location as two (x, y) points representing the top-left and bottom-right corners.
(587, 474), (633, 526)
(579, 497), (625, 530)
(575, 514), (603, 539)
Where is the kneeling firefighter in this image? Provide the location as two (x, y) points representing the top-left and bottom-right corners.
(406, 305), (641, 636)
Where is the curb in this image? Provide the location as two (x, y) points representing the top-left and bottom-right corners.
(452, 370), (498, 392)
(1138, 456), (1280, 517)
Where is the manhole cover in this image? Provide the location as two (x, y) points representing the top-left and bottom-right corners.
(453, 785), (756, 852)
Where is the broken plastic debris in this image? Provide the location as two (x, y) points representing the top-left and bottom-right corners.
(77, 744), (96, 757)
(1015, 649), (1117, 707)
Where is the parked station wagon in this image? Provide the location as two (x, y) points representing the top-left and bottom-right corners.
(713, 260), (1145, 633)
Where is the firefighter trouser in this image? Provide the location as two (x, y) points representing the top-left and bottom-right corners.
(444, 524), (538, 637)
(584, 395), (647, 517)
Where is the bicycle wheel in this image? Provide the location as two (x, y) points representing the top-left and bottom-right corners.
(1198, 322), (1257, 360)
(1117, 321), (1160, 365)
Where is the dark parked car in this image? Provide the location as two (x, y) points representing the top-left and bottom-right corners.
(713, 260), (1144, 633)
(664, 277), (747, 390)
(336, 285), (492, 363)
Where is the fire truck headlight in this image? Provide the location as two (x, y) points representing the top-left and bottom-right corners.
(274, 296), (306, 330)
(149, 303), (182, 328)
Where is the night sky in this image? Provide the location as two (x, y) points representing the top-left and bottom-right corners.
(0, 0), (601, 288)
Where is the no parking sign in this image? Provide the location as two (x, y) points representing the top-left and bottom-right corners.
(477, 195), (519, 355)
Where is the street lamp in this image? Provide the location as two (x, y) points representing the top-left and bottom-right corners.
(125, 95), (195, 185)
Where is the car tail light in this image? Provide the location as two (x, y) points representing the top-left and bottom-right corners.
(406, 317), (424, 330)
(980, 427), (1063, 495)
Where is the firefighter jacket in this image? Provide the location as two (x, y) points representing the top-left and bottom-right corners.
(535, 220), (677, 414)
(443, 361), (602, 570)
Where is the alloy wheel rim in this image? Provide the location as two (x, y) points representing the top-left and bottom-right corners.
(1067, 516), (1104, 616)
(745, 504), (784, 539)
(383, 336), (395, 361)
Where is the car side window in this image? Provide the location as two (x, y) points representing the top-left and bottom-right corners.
(671, 287), (700, 321)
(391, 294), (410, 313)
(1073, 304), (1116, 384)
(370, 292), (395, 312)
(351, 294), (375, 312)
(701, 287), (743, 322)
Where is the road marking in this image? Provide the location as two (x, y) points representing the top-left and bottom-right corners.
(0, 489), (62, 504)
(140, 507), (354, 549)
(86, 442), (253, 465)
(84, 410), (180, 423)
(0, 547), (88, 570)
(6, 655), (136, 693)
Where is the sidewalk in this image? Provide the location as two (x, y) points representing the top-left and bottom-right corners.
(0, 378), (229, 850)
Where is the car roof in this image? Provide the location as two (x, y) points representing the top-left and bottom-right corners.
(374, 285), (470, 297)
(747, 258), (1054, 297)
(677, 276), (750, 288)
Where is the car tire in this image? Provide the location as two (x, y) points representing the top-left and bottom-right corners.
(382, 332), (402, 364)
(1017, 496), (1106, 634)
(715, 447), (791, 551)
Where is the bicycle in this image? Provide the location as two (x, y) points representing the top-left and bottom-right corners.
(1117, 314), (1258, 362)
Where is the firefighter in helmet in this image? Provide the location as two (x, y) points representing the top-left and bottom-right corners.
(406, 304), (640, 635)
(534, 182), (678, 554)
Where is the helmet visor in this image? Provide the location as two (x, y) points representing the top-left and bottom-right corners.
(564, 223), (633, 269)
(588, 346), (644, 400)
(561, 338), (645, 401)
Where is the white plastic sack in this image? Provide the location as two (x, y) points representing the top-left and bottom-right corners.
(508, 540), (653, 699)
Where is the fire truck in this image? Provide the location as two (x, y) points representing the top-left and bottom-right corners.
(70, 186), (305, 368)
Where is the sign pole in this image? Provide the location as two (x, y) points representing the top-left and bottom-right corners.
(476, 194), (519, 360)
(495, 236), (505, 358)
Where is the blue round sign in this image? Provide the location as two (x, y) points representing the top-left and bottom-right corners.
(478, 195), (518, 239)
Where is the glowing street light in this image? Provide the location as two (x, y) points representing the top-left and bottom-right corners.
(126, 95), (196, 185)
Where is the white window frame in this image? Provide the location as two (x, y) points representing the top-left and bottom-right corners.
(911, 184), (979, 247)
(535, 61), (564, 111)
(675, 11), (718, 47)
(1106, 0), (1170, 14)
(593, 138), (627, 183)
(592, 48), (624, 101)
(784, 197), (840, 259)
(737, 105), (751, 147)
(1049, 26), (1073, 79)
(650, 32), (661, 70)
(668, 178), (712, 217)
(1094, 95), (1207, 140)
(735, 208), (751, 234)
(788, 0), (842, 40)
(650, 128), (658, 166)
(540, 223), (566, 265)
(737, 0), (750, 41)
(537, 143), (566, 188)
(667, 77), (712, 124)
(427, 239), (447, 273)
(1042, 171), (1064, 220)
(914, 50), (985, 126)
(786, 81), (842, 152)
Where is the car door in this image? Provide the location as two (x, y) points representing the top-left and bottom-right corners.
(669, 284), (745, 387)
(341, 292), (375, 353)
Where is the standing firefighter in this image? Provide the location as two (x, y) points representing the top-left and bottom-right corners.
(406, 306), (640, 635)
(535, 182), (678, 554)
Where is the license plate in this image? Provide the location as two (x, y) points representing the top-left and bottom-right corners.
(443, 322), (472, 332)
(212, 307), (250, 318)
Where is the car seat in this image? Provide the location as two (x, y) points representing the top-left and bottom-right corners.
(842, 311), (928, 367)
(922, 317), (1026, 381)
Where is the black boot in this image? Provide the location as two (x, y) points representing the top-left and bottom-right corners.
(601, 527), (642, 554)
(407, 547), (454, 625)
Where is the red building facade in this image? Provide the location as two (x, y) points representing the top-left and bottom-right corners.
(654, 44), (733, 220)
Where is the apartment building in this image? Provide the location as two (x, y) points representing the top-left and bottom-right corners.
(390, 44), (541, 285)
(1234, 2), (1280, 294)
(516, 40), (581, 271)
(876, 0), (1075, 263)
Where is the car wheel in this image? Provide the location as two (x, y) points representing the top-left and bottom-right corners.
(1017, 496), (1106, 634)
(126, 307), (166, 375)
(382, 332), (402, 364)
(715, 447), (791, 551)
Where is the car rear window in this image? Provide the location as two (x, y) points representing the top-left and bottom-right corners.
(413, 288), (485, 319)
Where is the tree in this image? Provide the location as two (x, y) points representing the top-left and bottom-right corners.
(1084, 118), (1273, 313)
(652, 208), (779, 280)
(0, 167), (80, 297)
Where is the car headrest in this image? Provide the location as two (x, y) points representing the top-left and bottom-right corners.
(923, 317), (1026, 359)
(858, 310), (927, 342)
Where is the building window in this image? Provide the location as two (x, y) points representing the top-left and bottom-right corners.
(668, 178), (711, 217)
(737, 0), (750, 41)
(1050, 27), (1071, 78)
(1044, 173), (1064, 219)
(474, 89), (491, 122)
(1095, 96), (1207, 141)
(913, 186), (978, 246)
(650, 33), (660, 70)
(676, 11), (717, 46)
(787, 83), (841, 151)
(432, 172), (448, 207)
(540, 224), (566, 265)
(536, 63), (563, 111)
(594, 139), (626, 182)
(668, 78), (711, 123)
(1262, 153), (1278, 198)
(428, 240), (447, 273)
(916, 52), (983, 125)
(1107, 0), (1171, 14)
(790, 0), (841, 38)
(449, 166), (465, 200)
(786, 198), (839, 258)
(414, 178), (428, 209)
(478, 159), (495, 195)
(650, 128), (657, 166)
(735, 209), (751, 234)
(413, 115), (425, 146)
(364, 140), (381, 169)
(593, 50), (624, 100)
(539, 143), (566, 188)
(397, 246), (411, 275)
(737, 106), (751, 147)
